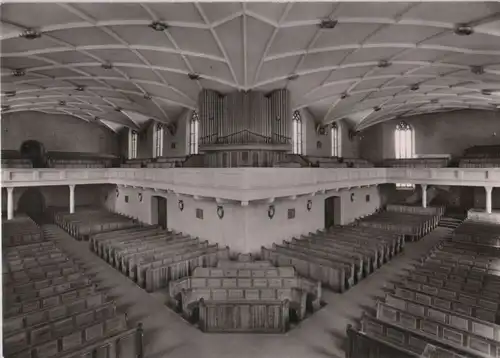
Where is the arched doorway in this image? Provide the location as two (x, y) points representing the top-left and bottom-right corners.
(18, 188), (46, 220)
(20, 140), (46, 168)
(151, 195), (167, 229)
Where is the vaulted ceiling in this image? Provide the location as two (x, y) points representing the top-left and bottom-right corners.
(1, 2), (500, 133)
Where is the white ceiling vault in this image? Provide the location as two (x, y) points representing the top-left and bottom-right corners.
(1, 2), (500, 133)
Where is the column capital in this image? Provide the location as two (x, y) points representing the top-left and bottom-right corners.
(69, 184), (76, 190)
(7, 187), (14, 193)
(485, 185), (493, 192)
(421, 183), (428, 188)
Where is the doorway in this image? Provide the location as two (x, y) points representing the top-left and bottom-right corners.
(324, 196), (341, 229)
(20, 140), (46, 168)
(18, 188), (46, 220)
(151, 195), (167, 229)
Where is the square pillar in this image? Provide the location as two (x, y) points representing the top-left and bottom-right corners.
(485, 186), (492, 214)
(69, 185), (76, 214)
(421, 184), (427, 208)
(7, 187), (14, 220)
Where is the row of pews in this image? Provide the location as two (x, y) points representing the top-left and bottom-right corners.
(358, 205), (444, 242)
(52, 208), (140, 241)
(459, 145), (500, 168)
(383, 158), (450, 168)
(2, 219), (143, 358)
(347, 219), (500, 358)
(3, 215), (44, 247)
(120, 156), (186, 168)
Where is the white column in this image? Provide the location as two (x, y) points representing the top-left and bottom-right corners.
(421, 184), (428, 208)
(69, 185), (75, 214)
(7, 187), (14, 220)
(485, 186), (492, 214)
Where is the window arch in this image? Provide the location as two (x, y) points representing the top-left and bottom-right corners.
(331, 122), (341, 157)
(128, 129), (138, 159)
(292, 110), (303, 155)
(153, 122), (164, 158)
(189, 110), (199, 155)
(395, 120), (414, 159)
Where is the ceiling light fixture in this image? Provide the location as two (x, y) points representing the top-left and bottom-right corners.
(430, 99), (439, 104)
(319, 19), (338, 29)
(59, 100), (66, 106)
(340, 93), (349, 100)
(12, 69), (26, 77)
(410, 84), (420, 91)
(373, 106), (382, 112)
(454, 24), (474, 36)
(377, 60), (391, 68)
(114, 107), (122, 112)
(94, 116), (100, 121)
(188, 73), (200, 80)
(101, 62), (113, 70)
(75, 85), (85, 91)
(481, 89), (493, 96)
(2, 105), (11, 111)
(471, 66), (484, 75)
(20, 28), (42, 40)
(143, 93), (152, 100)
(287, 73), (299, 81)
(5, 91), (16, 97)
(149, 21), (169, 32)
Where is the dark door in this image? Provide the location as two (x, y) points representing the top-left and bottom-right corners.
(18, 188), (45, 220)
(157, 196), (167, 229)
(324, 196), (341, 229)
(20, 140), (46, 168)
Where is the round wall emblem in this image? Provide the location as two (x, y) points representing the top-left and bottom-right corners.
(178, 200), (184, 211)
(138, 193), (143, 202)
(350, 193), (355, 202)
(217, 205), (224, 219)
(306, 199), (312, 211)
(268, 205), (275, 219)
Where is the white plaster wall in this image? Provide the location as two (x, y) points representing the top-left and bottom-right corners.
(110, 185), (382, 254)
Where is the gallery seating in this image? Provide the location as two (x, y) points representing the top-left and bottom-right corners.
(2, 225), (143, 358)
(2, 215), (44, 247)
(347, 218), (500, 358)
(53, 209), (140, 241)
(383, 158), (450, 168)
(46, 151), (116, 168)
(459, 145), (500, 168)
(1, 158), (33, 168)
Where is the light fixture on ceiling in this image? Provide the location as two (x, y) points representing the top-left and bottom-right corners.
(149, 21), (169, 32)
(287, 73), (299, 81)
(319, 18), (338, 29)
(481, 89), (493, 96)
(454, 24), (474, 36)
(340, 93), (349, 99)
(114, 107), (122, 112)
(471, 66), (484, 75)
(188, 73), (200, 80)
(410, 84), (420, 91)
(20, 28), (42, 40)
(75, 85), (85, 92)
(5, 91), (16, 97)
(101, 62), (113, 70)
(377, 60), (391, 68)
(94, 116), (100, 121)
(430, 99), (439, 104)
(143, 93), (152, 100)
(12, 69), (26, 77)
(59, 100), (66, 106)
(1, 105), (11, 112)
(373, 106), (382, 112)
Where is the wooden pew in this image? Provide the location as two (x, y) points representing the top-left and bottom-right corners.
(217, 260), (273, 269)
(2, 215), (44, 247)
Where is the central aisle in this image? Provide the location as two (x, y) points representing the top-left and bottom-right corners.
(45, 224), (451, 358)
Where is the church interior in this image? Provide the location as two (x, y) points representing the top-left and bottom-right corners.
(2, 2), (500, 358)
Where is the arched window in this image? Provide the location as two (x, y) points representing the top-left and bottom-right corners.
(331, 122), (341, 157)
(189, 110), (199, 155)
(292, 110), (303, 155)
(128, 129), (138, 159)
(153, 123), (164, 158)
(395, 121), (414, 159)
(395, 121), (415, 189)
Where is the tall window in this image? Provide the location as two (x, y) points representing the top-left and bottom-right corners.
(292, 110), (303, 155)
(189, 110), (199, 155)
(395, 121), (414, 159)
(395, 121), (415, 189)
(153, 122), (164, 158)
(331, 122), (341, 157)
(128, 129), (138, 159)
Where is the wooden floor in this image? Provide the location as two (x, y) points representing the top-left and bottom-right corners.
(44, 224), (452, 358)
